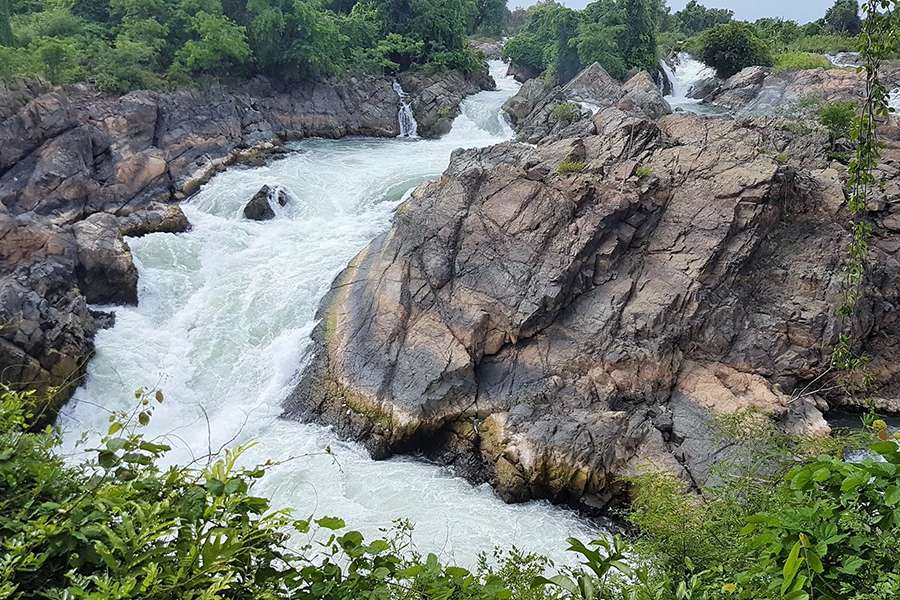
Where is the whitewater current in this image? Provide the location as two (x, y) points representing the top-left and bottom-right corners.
(58, 61), (596, 566)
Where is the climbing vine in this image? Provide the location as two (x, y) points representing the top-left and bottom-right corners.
(832, 0), (898, 375)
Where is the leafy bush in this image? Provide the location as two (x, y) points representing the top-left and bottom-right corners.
(0, 388), (521, 599)
(700, 22), (773, 79)
(634, 165), (653, 177)
(773, 51), (832, 72)
(550, 102), (581, 124)
(819, 100), (857, 140)
(500, 31), (545, 75)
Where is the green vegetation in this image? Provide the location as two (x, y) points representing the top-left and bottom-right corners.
(819, 100), (857, 140)
(4, 385), (897, 600)
(699, 22), (773, 79)
(550, 101), (580, 124)
(773, 51), (832, 72)
(634, 165), (653, 177)
(557, 160), (586, 173)
(503, 0), (659, 84)
(0, 0), (504, 91)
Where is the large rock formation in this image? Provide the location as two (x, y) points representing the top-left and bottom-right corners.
(503, 64), (671, 143)
(0, 68), (490, 422)
(702, 64), (900, 117)
(287, 101), (900, 509)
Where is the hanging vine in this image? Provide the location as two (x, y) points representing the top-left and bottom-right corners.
(831, 0), (898, 379)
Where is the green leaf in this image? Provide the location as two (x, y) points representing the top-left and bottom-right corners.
(316, 516), (345, 530)
(206, 478), (225, 496)
(531, 575), (578, 594)
(98, 450), (117, 469)
(811, 467), (831, 482)
(884, 485), (900, 506)
(107, 422), (123, 435)
(781, 541), (803, 595)
(106, 437), (128, 452)
(805, 549), (824, 574)
(138, 411), (150, 426)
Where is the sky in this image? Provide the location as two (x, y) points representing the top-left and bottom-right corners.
(508, 1), (835, 23)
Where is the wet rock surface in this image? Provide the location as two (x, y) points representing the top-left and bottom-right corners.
(287, 75), (900, 509)
(0, 68), (489, 421)
(244, 185), (290, 221)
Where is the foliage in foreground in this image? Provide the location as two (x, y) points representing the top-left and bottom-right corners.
(2, 386), (899, 600)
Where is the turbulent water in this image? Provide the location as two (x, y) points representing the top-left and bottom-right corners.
(660, 53), (721, 115)
(59, 61), (596, 566)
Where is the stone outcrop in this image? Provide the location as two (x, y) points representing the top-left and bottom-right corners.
(244, 185), (290, 221)
(503, 64), (671, 143)
(286, 103), (900, 510)
(0, 68), (491, 421)
(703, 64), (900, 117)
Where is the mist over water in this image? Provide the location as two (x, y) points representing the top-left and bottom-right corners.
(59, 61), (596, 566)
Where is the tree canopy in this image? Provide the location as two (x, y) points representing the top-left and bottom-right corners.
(0, 0), (502, 91)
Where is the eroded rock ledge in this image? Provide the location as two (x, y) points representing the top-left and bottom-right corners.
(0, 68), (491, 423)
(286, 99), (900, 509)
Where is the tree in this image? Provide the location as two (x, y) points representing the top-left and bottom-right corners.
(622, 0), (657, 73)
(824, 0), (862, 35)
(172, 11), (250, 76)
(674, 0), (732, 35)
(472, 0), (507, 36)
(700, 22), (772, 79)
(0, 0), (15, 45)
(574, 21), (626, 79)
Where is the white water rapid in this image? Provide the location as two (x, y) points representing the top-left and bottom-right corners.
(661, 52), (720, 115)
(392, 81), (419, 138)
(890, 88), (900, 113)
(58, 60), (596, 566)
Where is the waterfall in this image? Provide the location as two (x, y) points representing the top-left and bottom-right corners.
(890, 88), (900, 113)
(392, 81), (418, 138)
(661, 52), (718, 115)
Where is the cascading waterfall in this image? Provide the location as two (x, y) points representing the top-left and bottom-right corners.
(890, 88), (900, 112)
(58, 60), (595, 567)
(660, 52), (718, 114)
(392, 81), (419, 138)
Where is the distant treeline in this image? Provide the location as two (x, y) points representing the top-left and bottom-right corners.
(501, 0), (889, 83)
(0, 0), (509, 92)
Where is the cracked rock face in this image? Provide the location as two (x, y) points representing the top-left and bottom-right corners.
(0, 69), (489, 421)
(286, 106), (900, 509)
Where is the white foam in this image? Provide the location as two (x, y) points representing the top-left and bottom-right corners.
(58, 61), (596, 567)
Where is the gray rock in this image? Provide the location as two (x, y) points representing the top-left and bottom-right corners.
(286, 109), (900, 509)
(244, 185), (289, 221)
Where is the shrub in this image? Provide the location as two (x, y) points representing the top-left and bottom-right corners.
(0, 388), (518, 599)
(550, 102), (581, 124)
(819, 100), (857, 140)
(790, 33), (857, 54)
(501, 31), (546, 76)
(558, 160), (586, 173)
(700, 22), (773, 79)
(774, 51), (832, 72)
(634, 165), (653, 177)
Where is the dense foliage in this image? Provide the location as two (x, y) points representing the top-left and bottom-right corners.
(699, 22), (773, 78)
(2, 385), (898, 600)
(502, 0), (658, 83)
(0, 0), (501, 91)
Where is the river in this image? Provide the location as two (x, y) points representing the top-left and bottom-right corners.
(58, 61), (595, 567)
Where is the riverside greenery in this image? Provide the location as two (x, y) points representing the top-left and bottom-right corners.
(0, 0), (505, 92)
(502, 0), (893, 86)
(1, 386), (898, 599)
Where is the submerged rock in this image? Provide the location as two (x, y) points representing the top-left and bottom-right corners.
(286, 108), (900, 510)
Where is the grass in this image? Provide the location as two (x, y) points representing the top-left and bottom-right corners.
(550, 102), (581, 125)
(558, 160), (587, 173)
(773, 51), (832, 72)
(635, 165), (653, 178)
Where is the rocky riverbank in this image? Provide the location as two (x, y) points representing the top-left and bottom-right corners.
(0, 68), (492, 424)
(287, 62), (900, 510)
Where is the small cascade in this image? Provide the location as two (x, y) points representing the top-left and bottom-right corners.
(827, 52), (862, 68)
(392, 81), (418, 138)
(890, 88), (900, 113)
(661, 52), (719, 115)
